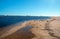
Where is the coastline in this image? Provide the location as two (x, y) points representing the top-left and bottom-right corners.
(0, 17), (60, 39)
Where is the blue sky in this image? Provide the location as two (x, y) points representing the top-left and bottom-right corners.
(0, 0), (60, 16)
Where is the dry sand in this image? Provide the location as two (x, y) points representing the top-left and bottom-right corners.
(0, 17), (60, 39)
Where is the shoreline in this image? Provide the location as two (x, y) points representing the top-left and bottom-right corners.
(0, 17), (60, 39)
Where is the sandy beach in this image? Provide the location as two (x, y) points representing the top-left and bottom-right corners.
(0, 17), (60, 39)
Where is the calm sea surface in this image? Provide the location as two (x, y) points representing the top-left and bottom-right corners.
(0, 16), (50, 27)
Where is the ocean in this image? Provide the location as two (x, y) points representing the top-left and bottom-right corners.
(0, 16), (50, 27)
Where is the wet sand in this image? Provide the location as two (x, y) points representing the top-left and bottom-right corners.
(0, 17), (60, 39)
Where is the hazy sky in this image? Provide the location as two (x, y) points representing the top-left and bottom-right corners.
(0, 0), (60, 16)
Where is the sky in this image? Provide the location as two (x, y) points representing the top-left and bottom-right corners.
(0, 0), (60, 16)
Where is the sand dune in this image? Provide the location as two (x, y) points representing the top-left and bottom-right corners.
(0, 17), (60, 39)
